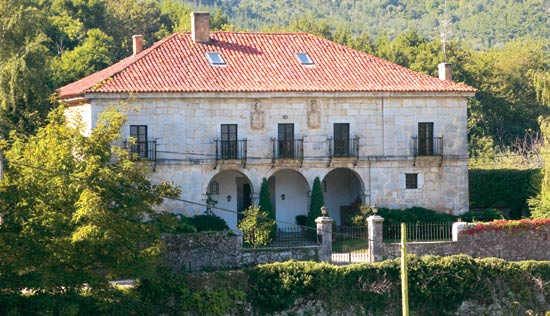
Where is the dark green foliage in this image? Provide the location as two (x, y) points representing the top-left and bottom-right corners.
(189, 213), (229, 232)
(151, 212), (229, 233)
(295, 215), (307, 226)
(306, 177), (324, 230)
(459, 209), (505, 222)
(376, 207), (456, 223)
(258, 178), (275, 222)
(247, 256), (550, 315)
(469, 168), (542, 219)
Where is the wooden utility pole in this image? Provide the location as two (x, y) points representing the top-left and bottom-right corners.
(401, 223), (409, 316)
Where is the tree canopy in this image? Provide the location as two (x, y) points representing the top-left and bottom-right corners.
(0, 106), (179, 295)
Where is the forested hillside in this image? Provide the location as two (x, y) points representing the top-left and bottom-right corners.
(187, 0), (550, 51)
(0, 0), (548, 162)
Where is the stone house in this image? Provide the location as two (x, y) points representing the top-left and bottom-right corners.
(58, 12), (476, 230)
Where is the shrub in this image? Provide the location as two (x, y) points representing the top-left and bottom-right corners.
(238, 206), (276, 248)
(469, 168), (541, 219)
(295, 215), (307, 226)
(247, 256), (550, 315)
(189, 213), (229, 232)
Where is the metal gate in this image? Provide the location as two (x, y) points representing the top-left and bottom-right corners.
(331, 226), (369, 264)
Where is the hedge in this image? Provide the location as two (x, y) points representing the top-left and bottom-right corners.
(248, 256), (550, 315)
(469, 168), (542, 219)
(3, 256), (550, 315)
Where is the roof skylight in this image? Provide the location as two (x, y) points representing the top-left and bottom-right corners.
(205, 52), (226, 66)
(296, 52), (314, 65)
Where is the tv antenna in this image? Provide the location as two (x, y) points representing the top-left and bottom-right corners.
(440, 0), (452, 62)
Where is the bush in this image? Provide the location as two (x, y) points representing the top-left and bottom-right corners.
(295, 215), (307, 226)
(238, 206), (276, 248)
(247, 256), (550, 315)
(469, 168), (541, 219)
(189, 213), (229, 232)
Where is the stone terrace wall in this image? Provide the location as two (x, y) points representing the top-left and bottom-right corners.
(162, 232), (320, 272)
(380, 223), (550, 261)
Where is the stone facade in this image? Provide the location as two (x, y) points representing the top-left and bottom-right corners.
(66, 91), (470, 229)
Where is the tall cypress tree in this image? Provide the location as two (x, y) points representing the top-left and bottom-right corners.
(258, 178), (277, 235)
(306, 177), (325, 230)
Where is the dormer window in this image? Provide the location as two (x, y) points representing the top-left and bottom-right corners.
(205, 52), (226, 66)
(296, 52), (314, 65)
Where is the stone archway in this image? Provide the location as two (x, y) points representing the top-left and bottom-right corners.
(267, 169), (309, 228)
(206, 170), (253, 230)
(322, 168), (364, 226)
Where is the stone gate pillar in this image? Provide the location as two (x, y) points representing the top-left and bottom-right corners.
(316, 214), (334, 262)
(367, 215), (384, 262)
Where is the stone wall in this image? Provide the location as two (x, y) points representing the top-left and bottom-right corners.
(162, 231), (320, 272)
(372, 219), (550, 261)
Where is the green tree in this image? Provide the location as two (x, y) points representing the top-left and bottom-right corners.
(51, 28), (114, 87)
(0, 0), (52, 136)
(530, 116), (550, 218)
(258, 177), (274, 221)
(0, 106), (179, 297)
(306, 177), (325, 230)
(238, 206), (275, 248)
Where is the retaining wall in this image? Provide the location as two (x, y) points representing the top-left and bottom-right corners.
(162, 231), (320, 271)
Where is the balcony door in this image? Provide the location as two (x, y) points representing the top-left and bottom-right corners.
(221, 124), (238, 159)
(418, 122), (434, 155)
(278, 123), (294, 158)
(334, 123), (350, 157)
(130, 125), (148, 158)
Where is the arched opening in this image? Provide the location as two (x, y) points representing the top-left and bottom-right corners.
(323, 168), (364, 226)
(206, 170), (253, 230)
(267, 169), (309, 228)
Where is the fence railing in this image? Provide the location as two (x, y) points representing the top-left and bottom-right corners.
(272, 138), (304, 159)
(215, 139), (247, 160)
(411, 136), (443, 156)
(383, 221), (453, 242)
(123, 139), (157, 160)
(243, 226), (318, 248)
(328, 136), (360, 158)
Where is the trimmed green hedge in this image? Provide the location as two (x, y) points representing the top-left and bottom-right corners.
(469, 169), (542, 219)
(248, 256), (550, 315)
(3, 256), (550, 315)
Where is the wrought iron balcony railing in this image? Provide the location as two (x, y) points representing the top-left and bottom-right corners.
(328, 136), (360, 158)
(123, 139), (157, 160)
(215, 139), (247, 160)
(272, 138), (304, 159)
(411, 136), (443, 156)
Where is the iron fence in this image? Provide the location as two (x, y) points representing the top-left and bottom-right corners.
(331, 226), (369, 264)
(272, 138), (304, 159)
(411, 136), (443, 156)
(123, 139), (157, 160)
(215, 139), (247, 160)
(328, 136), (360, 158)
(383, 221), (453, 242)
(242, 226), (318, 248)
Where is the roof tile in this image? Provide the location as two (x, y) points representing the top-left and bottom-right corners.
(57, 32), (477, 99)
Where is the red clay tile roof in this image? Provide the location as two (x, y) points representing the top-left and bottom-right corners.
(57, 32), (477, 99)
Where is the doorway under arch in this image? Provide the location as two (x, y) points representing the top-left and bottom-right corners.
(267, 169), (309, 228)
(322, 168), (364, 226)
(206, 170), (253, 230)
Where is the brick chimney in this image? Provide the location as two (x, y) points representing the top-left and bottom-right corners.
(191, 12), (210, 43)
(438, 63), (452, 81)
(133, 35), (144, 56)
